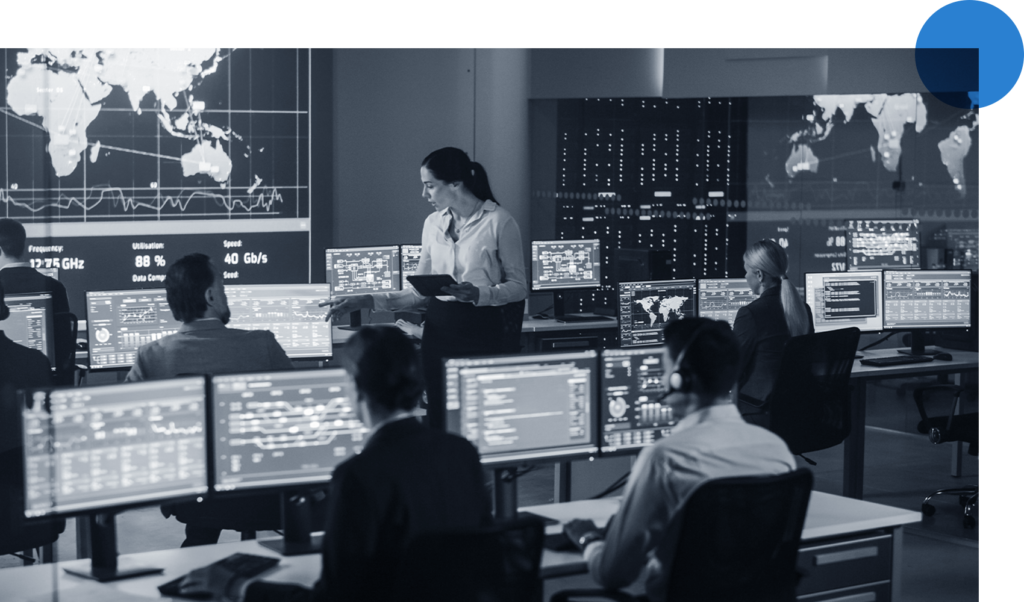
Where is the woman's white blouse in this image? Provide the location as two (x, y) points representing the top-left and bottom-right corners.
(372, 200), (527, 311)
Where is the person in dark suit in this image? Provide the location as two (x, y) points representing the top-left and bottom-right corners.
(0, 218), (70, 315)
(127, 253), (293, 546)
(0, 281), (63, 554)
(0, 279), (53, 453)
(732, 239), (813, 421)
(180, 325), (492, 602)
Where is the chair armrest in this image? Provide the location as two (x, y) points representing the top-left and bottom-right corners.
(912, 385), (967, 423)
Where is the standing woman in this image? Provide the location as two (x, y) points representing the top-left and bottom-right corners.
(732, 239), (813, 421)
(322, 147), (527, 429)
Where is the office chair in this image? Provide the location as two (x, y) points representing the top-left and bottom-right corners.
(914, 384), (978, 528)
(52, 312), (78, 386)
(0, 447), (66, 565)
(764, 328), (860, 464)
(390, 515), (546, 602)
(550, 468), (814, 602)
(500, 299), (527, 353)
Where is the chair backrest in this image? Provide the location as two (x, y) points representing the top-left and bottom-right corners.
(0, 446), (66, 556)
(767, 327), (860, 455)
(389, 515), (545, 602)
(499, 299), (526, 354)
(52, 312), (78, 385)
(664, 468), (814, 602)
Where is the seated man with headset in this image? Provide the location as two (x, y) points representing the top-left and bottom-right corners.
(564, 317), (797, 602)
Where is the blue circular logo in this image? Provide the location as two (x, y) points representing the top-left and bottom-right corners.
(917, 1), (1023, 108)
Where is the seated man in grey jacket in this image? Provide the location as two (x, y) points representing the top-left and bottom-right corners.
(127, 252), (293, 546)
(126, 252), (293, 382)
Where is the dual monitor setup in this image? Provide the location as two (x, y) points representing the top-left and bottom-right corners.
(21, 368), (362, 580)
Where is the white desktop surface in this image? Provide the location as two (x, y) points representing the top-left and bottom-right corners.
(0, 492), (918, 600)
(521, 490), (920, 542)
(851, 347), (979, 379)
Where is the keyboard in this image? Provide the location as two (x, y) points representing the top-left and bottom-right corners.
(158, 552), (280, 599)
(859, 355), (934, 367)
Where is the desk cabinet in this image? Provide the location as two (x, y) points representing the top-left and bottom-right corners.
(797, 530), (897, 602)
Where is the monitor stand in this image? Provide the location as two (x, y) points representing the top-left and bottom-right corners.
(64, 512), (163, 582)
(897, 330), (940, 356)
(553, 293), (613, 323)
(493, 468), (519, 521)
(259, 490), (322, 556)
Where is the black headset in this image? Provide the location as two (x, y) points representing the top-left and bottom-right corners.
(666, 323), (717, 395)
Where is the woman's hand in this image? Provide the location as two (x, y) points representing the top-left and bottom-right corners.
(319, 294), (373, 322)
(395, 319), (424, 339)
(440, 283), (480, 304)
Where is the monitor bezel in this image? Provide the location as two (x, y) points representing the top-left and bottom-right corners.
(399, 243), (423, 291)
(881, 269), (973, 331)
(83, 287), (180, 371)
(223, 282), (334, 360)
(530, 238), (603, 292)
(845, 218), (922, 272)
(4, 292), (56, 369)
(324, 244), (403, 298)
(803, 271), (885, 335)
(617, 278), (698, 348)
(207, 367), (364, 498)
(21, 376), (210, 519)
(695, 277), (756, 327)
(447, 350), (601, 467)
(597, 346), (681, 457)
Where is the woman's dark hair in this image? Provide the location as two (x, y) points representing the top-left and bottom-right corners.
(663, 317), (740, 399)
(342, 325), (424, 412)
(165, 253), (216, 323)
(421, 147), (498, 204)
(0, 281), (10, 322)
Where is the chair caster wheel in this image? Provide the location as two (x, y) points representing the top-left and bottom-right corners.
(922, 503), (936, 517)
(963, 515), (976, 529)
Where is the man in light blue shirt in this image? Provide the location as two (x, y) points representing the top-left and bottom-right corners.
(565, 317), (797, 602)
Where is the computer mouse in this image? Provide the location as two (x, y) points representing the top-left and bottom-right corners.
(933, 352), (953, 361)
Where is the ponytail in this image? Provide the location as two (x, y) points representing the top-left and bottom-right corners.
(744, 240), (809, 337)
(778, 275), (810, 337)
(466, 161), (498, 205)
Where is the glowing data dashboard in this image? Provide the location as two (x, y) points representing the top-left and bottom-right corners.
(211, 369), (364, 492)
(22, 377), (208, 517)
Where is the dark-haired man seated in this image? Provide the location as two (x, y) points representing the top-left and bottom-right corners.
(564, 318), (797, 602)
(126, 252), (292, 382)
(180, 325), (492, 601)
(127, 253), (293, 546)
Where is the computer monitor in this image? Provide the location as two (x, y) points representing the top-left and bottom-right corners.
(85, 288), (182, 370)
(225, 283), (332, 360)
(325, 245), (402, 296)
(804, 272), (884, 333)
(531, 239), (602, 291)
(400, 244), (422, 291)
(22, 377), (207, 580)
(618, 279), (696, 348)
(210, 368), (363, 493)
(531, 239), (608, 322)
(210, 368), (364, 554)
(883, 270), (972, 355)
(599, 347), (677, 454)
(846, 218), (920, 271)
(447, 350), (600, 465)
(696, 278), (756, 327)
(3, 292), (56, 368)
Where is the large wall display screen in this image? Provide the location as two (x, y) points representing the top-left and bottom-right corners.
(2, 49), (314, 316)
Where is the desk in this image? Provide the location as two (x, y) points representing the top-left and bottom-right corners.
(0, 492), (918, 602)
(524, 491), (920, 602)
(844, 347), (978, 500)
